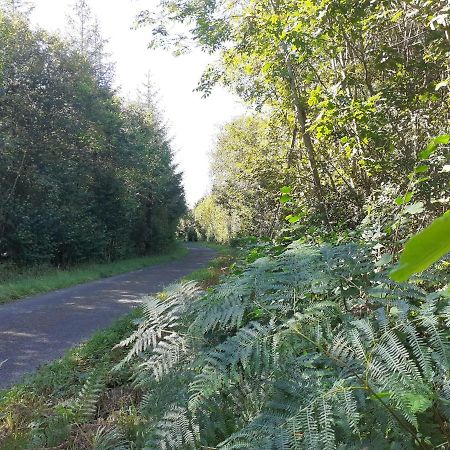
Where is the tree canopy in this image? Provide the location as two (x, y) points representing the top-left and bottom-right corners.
(0, 7), (185, 265)
(148, 0), (449, 240)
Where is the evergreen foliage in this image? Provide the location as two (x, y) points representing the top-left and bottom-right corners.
(91, 426), (129, 450)
(72, 371), (105, 423)
(0, 8), (185, 266)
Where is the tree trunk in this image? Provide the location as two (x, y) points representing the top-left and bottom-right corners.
(281, 42), (329, 225)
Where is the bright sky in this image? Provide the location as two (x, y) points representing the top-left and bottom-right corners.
(30, 0), (245, 206)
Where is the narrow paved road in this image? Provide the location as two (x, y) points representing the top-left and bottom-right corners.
(0, 245), (216, 388)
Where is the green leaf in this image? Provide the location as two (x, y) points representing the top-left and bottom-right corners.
(390, 10), (403, 22)
(368, 391), (391, 400)
(402, 393), (433, 414)
(389, 306), (400, 316)
(280, 186), (292, 194)
(262, 62), (271, 74)
(251, 308), (264, 318)
(390, 211), (450, 282)
(404, 202), (424, 215)
(419, 134), (450, 160)
(435, 80), (449, 91)
(280, 193), (292, 204)
(414, 165), (428, 174)
(375, 253), (393, 267)
(395, 192), (413, 205)
(285, 214), (301, 224)
(433, 134), (450, 145)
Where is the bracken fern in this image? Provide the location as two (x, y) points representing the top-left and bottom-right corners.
(116, 241), (450, 449)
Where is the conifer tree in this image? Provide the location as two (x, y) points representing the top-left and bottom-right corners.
(0, 0), (33, 16)
(66, 0), (113, 85)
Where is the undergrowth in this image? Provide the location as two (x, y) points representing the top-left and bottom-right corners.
(2, 239), (449, 449)
(0, 246), (237, 449)
(115, 241), (450, 449)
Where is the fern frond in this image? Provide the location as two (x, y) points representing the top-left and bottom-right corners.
(189, 365), (224, 411)
(73, 371), (105, 423)
(92, 425), (129, 450)
(329, 331), (354, 363)
(115, 282), (202, 371)
(144, 405), (199, 450)
(417, 300), (449, 370)
(400, 320), (433, 378)
(292, 404), (319, 448)
(338, 389), (360, 433)
(375, 331), (421, 380)
(113, 241), (450, 449)
(138, 331), (188, 380)
(319, 398), (335, 450)
(191, 294), (247, 333)
(189, 322), (275, 414)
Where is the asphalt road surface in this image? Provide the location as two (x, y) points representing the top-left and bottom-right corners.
(0, 245), (216, 388)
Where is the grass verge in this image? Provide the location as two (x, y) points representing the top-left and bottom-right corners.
(0, 244), (239, 449)
(183, 243), (239, 288)
(0, 310), (141, 449)
(0, 244), (188, 305)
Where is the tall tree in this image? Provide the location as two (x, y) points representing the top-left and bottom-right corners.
(0, 0), (33, 16)
(140, 0), (449, 230)
(0, 13), (185, 265)
(66, 0), (113, 85)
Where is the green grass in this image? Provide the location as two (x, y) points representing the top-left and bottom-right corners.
(0, 245), (238, 449)
(183, 242), (240, 287)
(0, 244), (188, 305)
(0, 310), (141, 449)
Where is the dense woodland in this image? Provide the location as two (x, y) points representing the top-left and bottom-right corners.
(176, 0), (449, 244)
(0, 1), (185, 266)
(1, 0), (450, 449)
